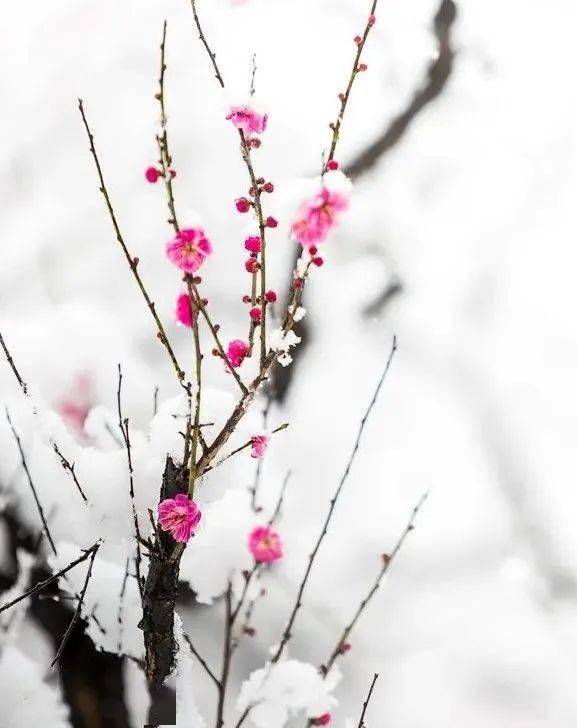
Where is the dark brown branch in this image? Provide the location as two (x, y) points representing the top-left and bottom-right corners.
(52, 442), (88, 503)
(51, 543), (100, 666)
(189, 0), (226, 88)
(0, 542), (100, 615)
(6, 408), (57, 556)
(357, 673), (379, 728)
(0, 330), (27, 394)
(270, 338), (397, 665)
(322, 492), (427, 675)
(78, 99), (188, 389)
(183, 631), (221, 690)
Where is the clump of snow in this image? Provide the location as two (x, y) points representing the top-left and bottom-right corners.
(179, 489), (254, 604)
(236, 660), (340, 728)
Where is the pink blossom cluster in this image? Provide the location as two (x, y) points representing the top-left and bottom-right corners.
(226, 105), (268, 136)
(291, 178), (350, 250)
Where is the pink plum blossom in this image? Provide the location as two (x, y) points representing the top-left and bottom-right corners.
(248, 526), (282, 563)
(158, 493), (201, 543)
(250, 433), (270, 458)
(291, 186), (349, 249)
(166, 228), (212, 273)
(226, 105), (268, 136)
(312, 715), (331, 726)
(175, 292), (197, 328)
(244, 235), (261, 253)
(58, 372), (94, 436)
(227, 339), (249, 368)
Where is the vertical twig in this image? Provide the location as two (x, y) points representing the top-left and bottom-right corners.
(52, 442), (89, 503)
(215, 582), (233, 728)
(189, 0), (226, 88)
(116, 365), (144, 606)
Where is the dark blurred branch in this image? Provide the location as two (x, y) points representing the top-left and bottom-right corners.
(273, 0), (457, 403)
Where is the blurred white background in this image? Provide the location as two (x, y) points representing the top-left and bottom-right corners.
(2, 0), (577, 725)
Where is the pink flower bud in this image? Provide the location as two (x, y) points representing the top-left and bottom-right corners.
(169, 169), (177, 178)
(312, 715), (331, 726)
(235, 197), (251, 213)
(265, 216), (278, 228)
(358, 63), (368, 72)
(145, 166), (161, 183)
(264, 290), (277, 303)
(249, 306), (262, 322)
(263, 181), (274, 193)
(354, 35), (362, 45)
(242, 295), (251, 303)
(249, 525), (282, 562)
(368, 14), (376, 25)
(327, 160), (339, 171)
(308, 246), (318, 256)
(313, 256), (324, 267)
(245, 258), (260, 273)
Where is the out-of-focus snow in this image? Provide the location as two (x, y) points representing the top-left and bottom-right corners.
(1, 0), (577, 725)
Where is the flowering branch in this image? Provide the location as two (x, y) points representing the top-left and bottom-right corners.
(321, 492), (427, 676)
(78, 99), (189, 390)
(0, 330), (27, 394)
(356, 673), (379, 728)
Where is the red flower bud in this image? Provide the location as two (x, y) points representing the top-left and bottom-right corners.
(263, 182), (274, 193)
(249, 306), (262, 322)
(327, 160), (339, 171)
(245, 258), (260, 273)
(264, 290), (277, 303)
(265, 216), (278, 228)
(312, 256), (324, 267)
(235, 197), (251, 213)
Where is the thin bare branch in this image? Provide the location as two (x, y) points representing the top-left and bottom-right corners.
(189, 0), (226, 88)
(183, 631), (221, 690)
(51, 542), (100, 666)
(357, 673), (379, 728)
(0, 542), (100, 615)
(52, 442), (88, 503)
(270, 338), (397, 664)
(322, 492), (427, 675)
(6, 408), (57, 555)
(78, 99), (188, 389)
(0, 330), (27, 394)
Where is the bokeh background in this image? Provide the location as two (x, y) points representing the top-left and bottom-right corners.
(2, 0), (577, 726)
